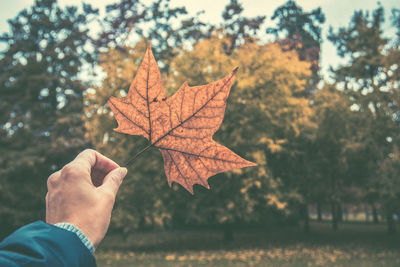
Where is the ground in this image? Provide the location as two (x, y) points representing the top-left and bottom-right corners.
(95, 221), (400, 267)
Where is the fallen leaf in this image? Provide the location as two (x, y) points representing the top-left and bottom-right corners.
(108, 44), (255, 194)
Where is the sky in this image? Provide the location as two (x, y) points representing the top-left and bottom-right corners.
(0, 0), (399, 78)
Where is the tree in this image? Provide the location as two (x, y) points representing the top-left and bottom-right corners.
(311, 86), (369, 230)
(259, 1), (326, 231)
(161, 33), (315, 238)
(0, 0), (97, 236)
(329, 6), (400, 233)
(378, 146), (400, 233)
(98, 0), (266, 72)
(97, 0), (212, 73)
(220, 0), (265, 55)
(267, 0), (325, 90)
(85, 32), (313, 238)
(389, 8), (400, 80)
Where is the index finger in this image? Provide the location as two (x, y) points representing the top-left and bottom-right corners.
(73, 149), (120, 174)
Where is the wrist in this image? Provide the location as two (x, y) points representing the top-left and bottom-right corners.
(54, 222), (95, 255)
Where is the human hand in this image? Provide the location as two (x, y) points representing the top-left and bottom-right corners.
(46, 149), (127, 247)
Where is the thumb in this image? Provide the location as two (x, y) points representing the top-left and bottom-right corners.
(99, 167), (127, 199)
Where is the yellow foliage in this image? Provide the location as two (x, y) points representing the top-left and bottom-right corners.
(84, 33), (314, 225)
(227, 201), (235, 210)
(254, 181), (262, 189)
(252, 151), (266, 165)
(231, 168), (243, 175)
(98, 243), (391, 266)
(265, 194), (287, 210)
(258, 167), (267, 178)
(165, 254), (176, 261)
(167, 34), (313, 153)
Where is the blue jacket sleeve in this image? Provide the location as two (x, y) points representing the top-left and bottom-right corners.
(0, 221), (96, 267)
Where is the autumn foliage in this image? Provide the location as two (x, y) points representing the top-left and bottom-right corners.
(2, 0), (400, 237)
(108, 44), (255, 193)
(82, 35), (311, 229)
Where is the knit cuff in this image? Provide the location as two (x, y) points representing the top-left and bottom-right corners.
(54, 222), (95, 255)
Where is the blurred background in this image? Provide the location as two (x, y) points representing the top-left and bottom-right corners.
(1, 0), (400, 266)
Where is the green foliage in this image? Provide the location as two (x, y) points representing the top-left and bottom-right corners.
(98, 0), (213, 73)
(221, 0), (265, 55)
(267, 0), (325, 87)
(1, 0), (400, 237)
(329, 5), (400, 231)
(0, 0), (97, 235)
(268, 0), (325, 46)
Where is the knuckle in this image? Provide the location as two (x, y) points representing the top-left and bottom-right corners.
(110, 175), (121, 186)
(82, 148), (95, 155)
(61, 164), (73, 174)
(46, 179), (52, 189)
(46, 174), (57, 188)
(61, 164), (78, 177)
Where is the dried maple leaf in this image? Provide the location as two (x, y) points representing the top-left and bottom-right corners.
(108, 44), (255, 194)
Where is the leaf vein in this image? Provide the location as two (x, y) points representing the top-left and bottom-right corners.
(158, 146), (242, 164)
(109, 100), (149, 135)
(166, 150), (190, 190)
(152, 74), (234, 146)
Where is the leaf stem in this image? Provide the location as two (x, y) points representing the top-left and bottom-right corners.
(124, 144), (153, 166)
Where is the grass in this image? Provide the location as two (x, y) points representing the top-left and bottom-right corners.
(95, 221), (400, 266)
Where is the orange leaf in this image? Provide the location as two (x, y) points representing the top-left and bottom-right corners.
(108, 44), (255, 194)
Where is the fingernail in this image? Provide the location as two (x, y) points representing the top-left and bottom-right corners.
(119, 167), (128, 178)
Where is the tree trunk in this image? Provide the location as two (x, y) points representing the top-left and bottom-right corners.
(343, 206), (349, 221)
(372, 205), (379, 224)
(337, 203), (343, 223)
(303, 204), (310, 233)
(365, 206), (370, 223)
(330, 174), (338, 231)
(331, 202), (338, 231)
(386, 211), (396, 234)
(317, 202), (322, 221)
